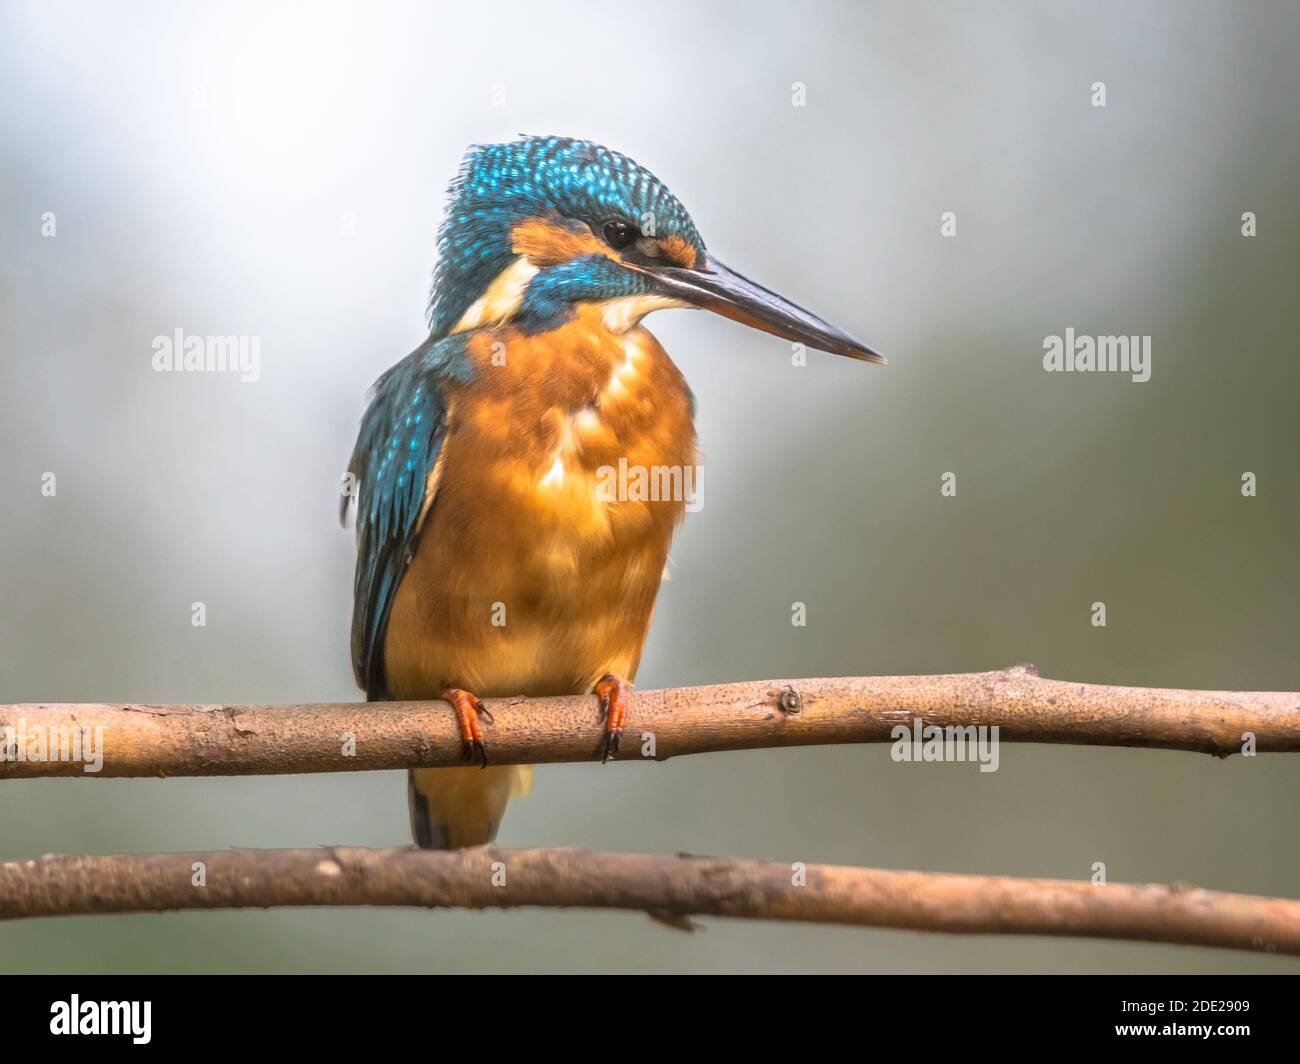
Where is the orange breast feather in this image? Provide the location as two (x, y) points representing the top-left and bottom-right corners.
(383, 306), (697, 700)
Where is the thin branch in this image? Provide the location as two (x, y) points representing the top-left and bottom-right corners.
(2, 666), (1297, 779)
(0, 846), (1295, 955)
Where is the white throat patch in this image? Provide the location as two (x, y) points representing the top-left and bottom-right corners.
(600, 293), (693, 333)
(451, 256), (690, 337)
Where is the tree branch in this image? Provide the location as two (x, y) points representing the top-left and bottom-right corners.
(2, 666), (1297, 779)
(0, 846), (1295, 955)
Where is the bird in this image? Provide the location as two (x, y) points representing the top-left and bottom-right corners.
(343, 135), (883, 850)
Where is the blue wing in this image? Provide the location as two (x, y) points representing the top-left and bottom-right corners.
(343, 334), (474, 699)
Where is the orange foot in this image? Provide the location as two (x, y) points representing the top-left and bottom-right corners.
(595, 674), (630, 763)
(441, 687), (493, 768)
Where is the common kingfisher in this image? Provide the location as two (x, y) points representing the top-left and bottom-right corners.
(343, 136), (882, 849)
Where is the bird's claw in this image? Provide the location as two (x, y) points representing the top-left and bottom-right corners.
(441, 687), (492, 769)
(594, 674), (629, 763)
(600, 728), (622, 763)
(462, 739), (488, 768)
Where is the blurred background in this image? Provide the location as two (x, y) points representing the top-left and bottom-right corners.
(1, 0), (1297, 973)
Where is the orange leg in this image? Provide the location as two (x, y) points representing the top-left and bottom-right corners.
(441, 687), (494, 768)
(595, 674), (630, 763)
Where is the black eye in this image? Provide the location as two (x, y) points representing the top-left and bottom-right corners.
(601, 218), (636, 249)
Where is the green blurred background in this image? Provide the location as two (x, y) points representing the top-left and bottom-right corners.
(1, 0), (1296, 972)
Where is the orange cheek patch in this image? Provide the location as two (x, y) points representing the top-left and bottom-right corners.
(511, 217), (607, 266)
(657, 236), (697, 269)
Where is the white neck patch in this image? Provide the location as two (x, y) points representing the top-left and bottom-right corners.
(451, 257), (540, 334)
(451, 255), (693, 337)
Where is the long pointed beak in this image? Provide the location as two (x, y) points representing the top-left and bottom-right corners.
(635, 252), (886, 363)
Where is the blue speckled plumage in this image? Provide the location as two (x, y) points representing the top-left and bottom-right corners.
(343, 333), (473, 698)
(427, 136), (704, 339)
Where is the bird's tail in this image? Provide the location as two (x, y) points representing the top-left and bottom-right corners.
(407, 765), (534, 849)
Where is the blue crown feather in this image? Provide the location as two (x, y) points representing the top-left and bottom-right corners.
(426, 136), (704, 338)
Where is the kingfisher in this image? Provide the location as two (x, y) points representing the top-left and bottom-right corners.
(343, 136), (883, 850)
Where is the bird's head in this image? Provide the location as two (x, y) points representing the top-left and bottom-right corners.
(427, 136), (884, 363)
